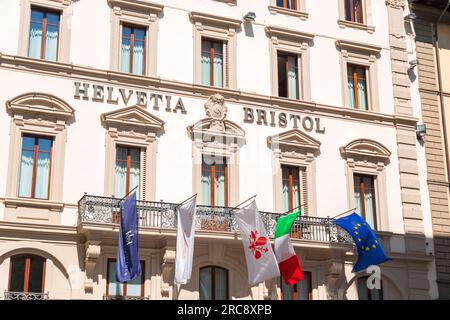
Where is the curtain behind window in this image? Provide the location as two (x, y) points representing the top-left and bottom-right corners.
(121, 26), (131, 73)
(363, 176), (375, 229)
(287, 56), (298, 99)
(28, 10), (43, 59)
(357, 68), (367, 110)
(44, 12), (59, 61)
(18, 137), (34, 197)
(214, 162), (226, 207)
(214, 267), (227, 300)
(132, 28), (145, 75)
(213, 42), (223, 88)
(281, 279), (295, 300)
(199, 267), (212, 300)
(108, 261), (124, 296)
(201, 40), (211, 86)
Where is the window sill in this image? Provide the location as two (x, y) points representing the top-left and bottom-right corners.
(337, 20), (375, 34)
(268, 6), (309, 21)
(214, 0), (237, 6)
(3, 197), (64, 212)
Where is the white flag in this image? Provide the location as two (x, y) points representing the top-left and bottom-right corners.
(174, 195), (197, 284)
(234, 200), (280, 286)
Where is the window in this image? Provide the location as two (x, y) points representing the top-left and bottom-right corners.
(276, 0), (298, 10)
(199, 266), (228, 300)
(354, 174), (377, 229)
(345, 0), (364, 23)
(201, 39), (224, 88)
(9, 255), (46, 293)
(18, 135), (53, 200)
(28, 7), (60, 61)
(280, 271), (312, 300)
(201, 156), (229, 207)
(347, 64), (368, 110)
(115, 146), (140, 199)
(282, 166), (301, 212)
(120, 25), (146, 75)
(277, 52), (299, 99)
(357, 276), (383, 300)
(106, 259), (144, 299)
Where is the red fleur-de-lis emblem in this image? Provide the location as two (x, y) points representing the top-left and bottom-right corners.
(248, 230), (268, 260)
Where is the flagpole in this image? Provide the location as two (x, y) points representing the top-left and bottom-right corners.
(175, 193), (198, 209)
(329, 207), (357, 220)
(229, 194), (257, 212)
(118, 185), (139, 202)
(281, 205), (303, 215)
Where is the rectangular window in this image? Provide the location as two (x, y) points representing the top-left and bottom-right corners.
(357, 277), (383, 300)
(277, 52), (299, 99)
(282, 166), (301, 212)
(347, 64), (368, 110)
(354, 174), (377, 229)
(280, 271), (312, 300)
(201, 39), (224, 88)
(18, 135), (53, 200)
(9, 255), (46, 294)
(120, 25), (146, 75)
(276, 0), (298, 10)
(28, 7), (60, 61)
(201, 156), (229, 207)
(106, 259), (144, 299)
(115, 146), (141, 199)
(345, 0), (364, 23)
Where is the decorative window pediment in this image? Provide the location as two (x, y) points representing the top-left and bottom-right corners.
(101, 105), (164, 136)
(7, 92), (75, 119)
(267, 129), (321, 157)
(187, 94), (245, 146)
(340, 139), (391, 164)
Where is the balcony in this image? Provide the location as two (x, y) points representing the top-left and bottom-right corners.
(3, 291), (49, 300)
(103, 295), (149, 300)
(78, 195), (353, 245)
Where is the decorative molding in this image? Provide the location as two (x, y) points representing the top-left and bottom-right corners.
(340, 139), (391, 164)
(325, 260), (344, 300)
(268, 6), (309, 21)
(385, 0), (406, 9)
(6, 92), (75, 119)
(107, 0), (164, 16)
(84, 241), (101, 294)
(335, 39), (382, 56)
(101, 105), (165, 135)
(161, 249), (176, 298)
(265, 25), (314, 44)
(337, 20), (375, 33)
(189, 11), (242, 30)
(3, 197), (64, 212)
(267, 129), (321, 156)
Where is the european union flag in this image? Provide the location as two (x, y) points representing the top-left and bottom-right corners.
(116, 192), (141, 282)
(336, 212), (390, 273)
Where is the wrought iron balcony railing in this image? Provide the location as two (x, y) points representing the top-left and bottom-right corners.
(78, 194), (352, 244)
(103, 295), (149, 300)
(3, 291), (49, 300)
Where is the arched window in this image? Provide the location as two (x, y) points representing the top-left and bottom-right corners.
(9, 254), (46, 294)
(357, 276), (383, 300)
(199, 266), (228, 300)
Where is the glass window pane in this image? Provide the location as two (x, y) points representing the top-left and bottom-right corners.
(201, 40), (211, 86)
(281, 279), (295, 300)
(357, 277), (369, 300)
(287, 55), (298, 99)
(201, 158), (212, 206)
(199, 267), (212, 300)
(214, 268), (227, 300)
(28, 256), (44, 293)
(38, 137), (52, 152)
(108, 261), (124, 296)
(34, 151), (51, 199)
(278, 54), (287, 97)
(18, 149), (34, 197)
(354, 175), (363, 217)
(213, 42), (223, 88)
(214, 163), (226, 207)
(132, 28), (145, 75)
(9, 256), (26, 292)
(129, 150), (140, 199)
(363, 176), (376, 229)
(44, 21), (58, 61)
(121, 29), (131, 73)
(28, 15), (43, 59)
(297, 272), (311, 300)
(115, 148), (127, 198)
(126, 273), (142, 297)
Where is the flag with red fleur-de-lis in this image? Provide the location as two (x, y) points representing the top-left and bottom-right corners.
(234, 200), (280, 286)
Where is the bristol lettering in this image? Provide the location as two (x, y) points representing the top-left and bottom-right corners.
(243, 107), (326, 133)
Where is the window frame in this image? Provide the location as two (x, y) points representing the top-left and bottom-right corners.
(18, 0), (72, 63)
(345, 0), (364, 24)
(106, 258), (145, 299)
(280, 271), (312, 300)
(277, 51), (300, 100)
(28, 6), (61, 61)
(201, 38), (225, 88)
(353, 173), (378, 229)
(281, 165), (301, 212)
(201, 155), (229, 207)
(269, 0), (308, 20)
(8, 254), (46, 294)
(199, 266), (229, 300)
(115, 145), (141, 197)
(347, 63), (369, 110)
(337, 0), (375, 33)
(18, 134), (54, 200)
(120, 24), (148, 75)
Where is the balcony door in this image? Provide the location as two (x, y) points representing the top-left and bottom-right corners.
(201, 156), (229, 207)
(115, 146), (141, 199)
(9, 255), (46, 294)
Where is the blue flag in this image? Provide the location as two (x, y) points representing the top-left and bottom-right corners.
(336, 212), (390, 273)
(116, 192), (141, 282)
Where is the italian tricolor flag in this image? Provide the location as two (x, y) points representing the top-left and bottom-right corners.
(275, 211), (303, 285)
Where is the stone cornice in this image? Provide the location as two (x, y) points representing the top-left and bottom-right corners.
(107, 0), (164, 13)
(189, 11), (242, 29)
(335, 39), (382, 55)
(0, 220), (78, 240)
(265, 25), (315, 43)
(0, 53), (419, 129)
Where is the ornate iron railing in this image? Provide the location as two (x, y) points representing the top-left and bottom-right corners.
(78, 194), (352, 244)
(102, 295), (149, 300)
(3, 291), (49, 300)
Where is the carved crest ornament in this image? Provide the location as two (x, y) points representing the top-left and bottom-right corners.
(204, 93), (228, 132)
(385, 0), (405, 9)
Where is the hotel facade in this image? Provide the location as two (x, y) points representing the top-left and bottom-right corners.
(0, 0), (440, 300)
